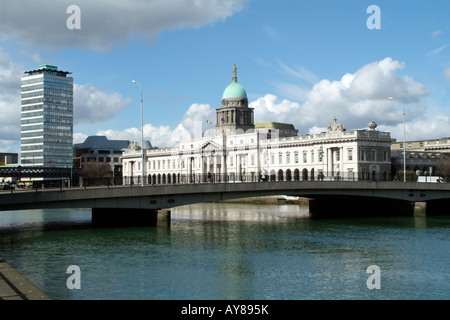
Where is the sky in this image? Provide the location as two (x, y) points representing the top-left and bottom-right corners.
(1, 0), (450, 154)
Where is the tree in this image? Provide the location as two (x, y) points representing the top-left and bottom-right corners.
(396, 170), (417, 182)
(80, 162), (112, 186)
(436, 155), (450, 181)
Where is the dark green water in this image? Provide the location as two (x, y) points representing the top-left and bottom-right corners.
(0, 203), (448, 300)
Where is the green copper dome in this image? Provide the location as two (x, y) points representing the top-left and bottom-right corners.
(222, 82), (247, 99)
(222, 64), (247, 99)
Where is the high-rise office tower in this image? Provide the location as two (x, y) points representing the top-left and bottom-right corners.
(21, 65), (73, 168)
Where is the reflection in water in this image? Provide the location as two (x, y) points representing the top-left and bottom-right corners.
(0, 203), (449, 300)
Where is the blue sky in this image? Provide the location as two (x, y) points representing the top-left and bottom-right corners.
(1, 0), (450, 153)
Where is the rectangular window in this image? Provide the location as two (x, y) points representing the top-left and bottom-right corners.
(372, 150), (377, 161)
(348, 149), (353, 161)
(311, 151), (315, 163)
(271, 154), (275, 165)
(295, 153), (299, 164)
(286, 153), (290, 164)
(303, 152), (307, 163)
(360, 150), (366, 161)
(383, 151), (388, 162)
(336, 150), (340, 162)
(251, 155), (255, 166)
(279, 154), (282, 165)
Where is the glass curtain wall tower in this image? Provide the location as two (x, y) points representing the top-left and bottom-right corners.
(21, 65), (73, 168)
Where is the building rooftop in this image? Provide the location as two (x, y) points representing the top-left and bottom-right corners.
(75, 136), (152, 151)
(24, 65), (72, 76)
(255, 122), (297, 130)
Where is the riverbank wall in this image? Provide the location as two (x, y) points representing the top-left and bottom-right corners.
(0, 257), (50, 300)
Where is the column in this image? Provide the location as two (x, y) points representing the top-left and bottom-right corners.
(221, 153), (226, 181)
(236, 154), (240, 180)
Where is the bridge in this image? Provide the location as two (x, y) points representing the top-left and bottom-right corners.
(1, 181), (449, 226)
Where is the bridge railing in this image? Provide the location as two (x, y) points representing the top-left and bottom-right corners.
(122, 171), (397, 186)
(4, 171), (442, 192)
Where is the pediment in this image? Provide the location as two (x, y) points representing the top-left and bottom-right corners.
(201, 140), (221, 152)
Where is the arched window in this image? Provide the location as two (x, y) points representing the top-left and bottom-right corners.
(286, 169), (292, 181)
(278, 169), (284, 181)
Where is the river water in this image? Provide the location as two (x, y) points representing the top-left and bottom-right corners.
(0, 203), (448, 300)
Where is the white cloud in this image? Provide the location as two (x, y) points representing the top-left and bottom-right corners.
(250, 57), (428, 139)
(378, 114), (450, 142)
(95, 103), (215, 148)
(0, 0), (248, 51)
(73, 132), (88, 144)
(0, 48), (22, 152)
(251, 94), (302, 124)
(73, 84), (131, 124)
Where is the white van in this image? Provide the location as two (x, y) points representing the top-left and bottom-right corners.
(417, 176), (444, 183)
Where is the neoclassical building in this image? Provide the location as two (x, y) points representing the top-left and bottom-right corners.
(122, 65), (393, 185)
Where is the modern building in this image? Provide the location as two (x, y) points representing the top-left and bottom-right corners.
(74, 136), (152, 185)
(20, 65), (74, 168)
(0, 153), (18, 165)
(122, 65), (393, 185)
(75, 135), (151, 169)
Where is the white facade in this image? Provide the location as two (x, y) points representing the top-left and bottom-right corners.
(122, 66), (392, 184)
(122, 118), (392, 184)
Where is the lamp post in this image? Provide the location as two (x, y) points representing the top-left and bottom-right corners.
(132, 80), (145, 187)
(389, 97), (406, 182)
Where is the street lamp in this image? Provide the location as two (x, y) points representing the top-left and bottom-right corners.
(389, 97), (406, 182)
(132, 80), (145, 187)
